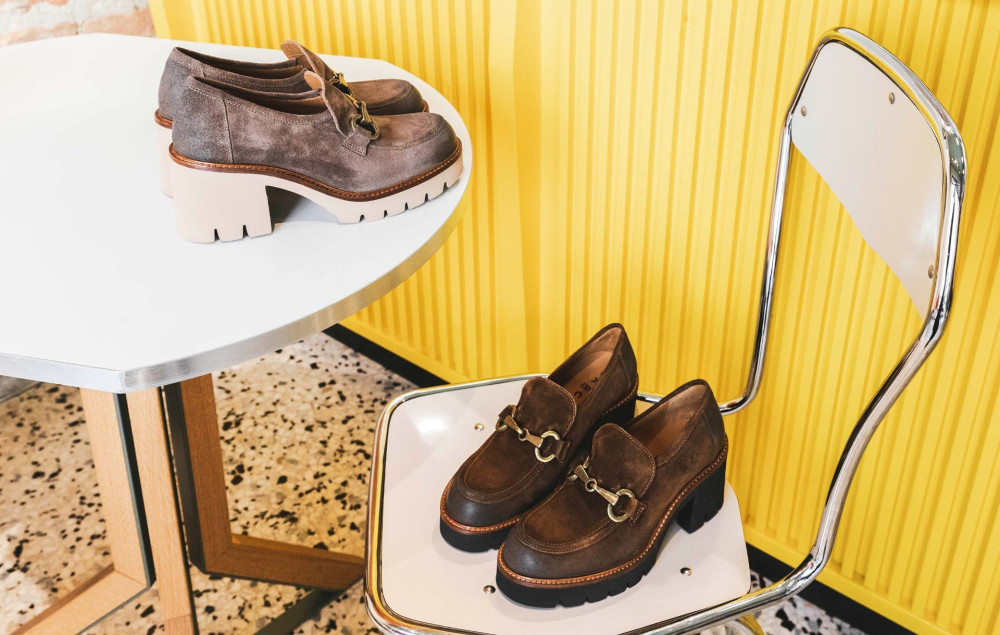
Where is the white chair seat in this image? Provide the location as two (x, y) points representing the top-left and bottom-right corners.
(366, 376), (752, 635)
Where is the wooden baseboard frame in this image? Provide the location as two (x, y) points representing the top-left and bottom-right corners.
(164, 374), (363, 591)
(15, 566), (147, 635)
(13, 390), (150, 634)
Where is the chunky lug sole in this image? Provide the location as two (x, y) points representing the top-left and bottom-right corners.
(495, 445), (727, 608)
(439, 386), (638, 553)
(155, 111), (174, 197)
(169, 141), (463, 243)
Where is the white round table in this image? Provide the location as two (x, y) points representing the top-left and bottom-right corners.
(0, 34), (471, 635)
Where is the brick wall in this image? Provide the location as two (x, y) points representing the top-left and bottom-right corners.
(0, 0), (154, 46)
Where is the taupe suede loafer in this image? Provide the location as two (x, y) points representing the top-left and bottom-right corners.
(496, 379), (728, 607)
(169, 71), (462, 243)
(440, 324), (639, 552)
(156, 40), (426, 195)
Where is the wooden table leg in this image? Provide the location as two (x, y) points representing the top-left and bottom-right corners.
(164, 374), (364, 590)
(14, 391), (148, 634)
(126, 388), (197, 634)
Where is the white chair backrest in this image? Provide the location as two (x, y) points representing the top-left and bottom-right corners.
(789, 41), (943, 318)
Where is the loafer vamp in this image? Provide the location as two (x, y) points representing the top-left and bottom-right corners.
(501, 472), (682, 581)
(445, 438), (554, 527)
(444, 378), (577, 527)
(502, 425), (658, 579)
(503, 520), (639, 581)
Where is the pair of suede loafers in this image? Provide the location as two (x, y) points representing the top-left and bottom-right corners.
(156, 41), (463, 243)
(439, 323), (729, 607)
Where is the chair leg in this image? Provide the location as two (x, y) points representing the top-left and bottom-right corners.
(725, 614), (766, 634)
(164, 374), (364, 590)
(125, 388), (198, 634)
(13, 390), (148, 634)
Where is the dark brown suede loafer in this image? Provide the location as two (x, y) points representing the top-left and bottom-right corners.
(169, 72), (462, 242)
(156, 40), (426, 195)
(496, 379), (728, 607)
(440, 324), (638, 552)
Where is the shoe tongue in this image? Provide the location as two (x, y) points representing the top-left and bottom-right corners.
(282, 42), (360, 130)
(513, 377), (576, 435)
(301, 71), (360, 134)
(587, 424), (656, 493)
(280, 40), (337, 82)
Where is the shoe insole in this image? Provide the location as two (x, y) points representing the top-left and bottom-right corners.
(563, 352), (612, 405)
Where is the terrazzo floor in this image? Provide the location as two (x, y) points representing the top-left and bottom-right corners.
(0, 333), (867, 634)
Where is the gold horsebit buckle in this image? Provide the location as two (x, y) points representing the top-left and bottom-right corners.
(495, 405), (561, 463)
(321, 71), (379, 138)
(332, 75), (379, 138)
(347, 95), (378, 137)
(567, 456), (637, 523)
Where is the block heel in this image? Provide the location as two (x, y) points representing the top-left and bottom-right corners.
(675, 459), (727, 533)
(156, 116), (174, 197)
(171, 159), (273, 243)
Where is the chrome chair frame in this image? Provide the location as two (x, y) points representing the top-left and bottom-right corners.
(632, 27), (965, 634)
(365, 27), (965, 635)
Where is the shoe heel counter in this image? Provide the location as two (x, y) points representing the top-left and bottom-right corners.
(172, 80), (234, 164)
(699, 383), (727, 455)
(157, 52), (193, 123)
(617, 326), (639, 386)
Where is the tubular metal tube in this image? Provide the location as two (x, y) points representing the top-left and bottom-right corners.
(625, 27), (966, 635)
(717, 119), (793, 416)
(629, 27), (965, 635)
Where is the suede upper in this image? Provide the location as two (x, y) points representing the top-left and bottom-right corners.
(171, 73), (458, 195)
(499, 379), (727, 581)
(443, 324), (639, 530)
(157, 41), (424, 123)
(279, 41), (423, 115)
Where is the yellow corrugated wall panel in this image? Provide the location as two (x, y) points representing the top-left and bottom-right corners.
(149, 1), (1000, 632)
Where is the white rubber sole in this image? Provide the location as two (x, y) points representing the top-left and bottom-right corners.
(170, 147), (464, 243)
(156, 119), (174, 197)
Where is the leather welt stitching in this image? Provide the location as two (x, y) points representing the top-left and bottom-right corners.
(497, 439), (728, 586)
(439, 483), (523, 534)
(169, 139), (461, 202)
(154, 109), (173, 128)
